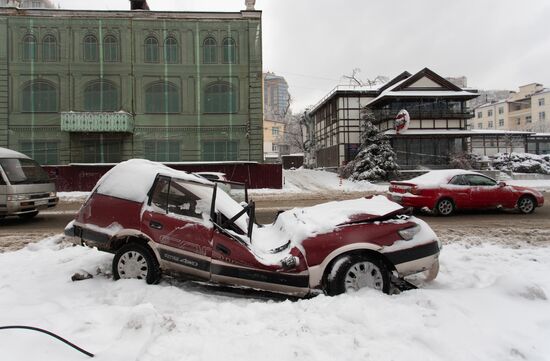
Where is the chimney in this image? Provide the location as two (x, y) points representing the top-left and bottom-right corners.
(130, 0), (150, 10)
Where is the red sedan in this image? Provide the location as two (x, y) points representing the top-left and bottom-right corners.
(388, 169), (545, 216)
(65, 160), (441, 297)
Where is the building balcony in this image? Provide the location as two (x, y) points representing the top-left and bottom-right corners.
(371, 108), (473, 122)
(61, 111), (134, 133)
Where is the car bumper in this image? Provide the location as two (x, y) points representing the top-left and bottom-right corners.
(0, 197), (58, 216)
(383, 240), (441, 277)
(387, 193), (435, 209)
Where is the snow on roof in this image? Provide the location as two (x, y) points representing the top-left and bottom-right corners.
(470, 130), (534, 135)
(0, 147), (30, 159)
(384, 129), (534, 136)
(95, 159), (211, 203)
(403, 169), (480, 187)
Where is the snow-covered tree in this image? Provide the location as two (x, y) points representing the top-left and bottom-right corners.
(340, 109), (399, 181)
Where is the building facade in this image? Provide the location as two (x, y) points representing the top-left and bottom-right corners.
(309, 68), (479, 169)
(262, 118), (287, 162)
(473, 83), (550, 132)
(0, 7), (263, 164)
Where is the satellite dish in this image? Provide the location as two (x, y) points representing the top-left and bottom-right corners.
(395, 109), (410, 134)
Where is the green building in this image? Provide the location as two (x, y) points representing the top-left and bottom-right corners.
(0, 6), (263, 164)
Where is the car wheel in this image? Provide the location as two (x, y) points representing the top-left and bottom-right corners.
(113, 243), (161, 284)
(18, 211), (39, 220)
(517, 195), (535, 214)
(326, 254), (390, 296)
(434, 198), (454, 216)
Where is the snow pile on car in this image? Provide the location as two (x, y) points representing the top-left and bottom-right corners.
(252, 196), (403, 254)
(491, 153), (550, 175)
(95, 159), (210, 203)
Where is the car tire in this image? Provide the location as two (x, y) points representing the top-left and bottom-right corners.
(18, 211), (39, 220)
(517, 195), (536, 214)
(113, 243), (161, 284)
(434, 198), (455, 216)
(325, 254), (390, 296)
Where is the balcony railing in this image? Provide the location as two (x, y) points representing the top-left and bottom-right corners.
(61, 111), (134, 133)
(371, 108), (473, 122)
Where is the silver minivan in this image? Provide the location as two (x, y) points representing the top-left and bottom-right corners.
(0, 147), (58, 219)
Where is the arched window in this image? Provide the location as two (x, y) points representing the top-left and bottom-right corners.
(144, 36), (159, 63)
(22, 34), (37, 61)
(222, 37), (236, 64)
(164, 36), (178, 64)
(145, 82), (180, 113)
(84, 80), (119, 112)
(83, 35), (98, 62)
(42, 35), (57, 62)
(103, 35), (119, 62)
(204, 82), (237, 113)
(22, 81), (58, 113)
(203, 37), (217, 64)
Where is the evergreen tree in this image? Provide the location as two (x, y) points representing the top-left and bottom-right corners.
(340, 109), (399, 181)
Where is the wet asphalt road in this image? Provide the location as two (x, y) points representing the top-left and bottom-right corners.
(1, 194), (549, 239)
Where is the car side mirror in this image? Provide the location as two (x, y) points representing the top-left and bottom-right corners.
(498, 182), (506, 188)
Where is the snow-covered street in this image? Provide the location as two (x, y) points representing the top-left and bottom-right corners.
(1, 168), (550, 360)
(0, 235), (549, 361)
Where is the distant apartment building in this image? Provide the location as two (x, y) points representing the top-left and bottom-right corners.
(473, 83), (550, 132)
(263, 72), (290, 120)
(263, 118), (287, 162)
(263, 72), (290, 161)
(0, 0), (55, 8)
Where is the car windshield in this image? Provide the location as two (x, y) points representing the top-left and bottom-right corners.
(0, 158), (50, 185)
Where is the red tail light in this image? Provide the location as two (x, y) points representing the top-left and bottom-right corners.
(410, 187), (422, 195)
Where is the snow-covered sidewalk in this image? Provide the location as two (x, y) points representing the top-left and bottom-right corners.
(0, 236), (549, 361)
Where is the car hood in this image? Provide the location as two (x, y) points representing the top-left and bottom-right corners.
(251, 196), (404, 254)
(507, 184), (543, 195)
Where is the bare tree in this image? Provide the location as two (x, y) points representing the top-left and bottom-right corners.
(342, 68), (389, 87)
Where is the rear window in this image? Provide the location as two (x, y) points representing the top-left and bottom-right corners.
(0, 158), (50, 185)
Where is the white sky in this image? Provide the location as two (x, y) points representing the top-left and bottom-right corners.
(57, 0), (550, 112)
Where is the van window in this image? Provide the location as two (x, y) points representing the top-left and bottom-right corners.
(0, 158), (50, 185)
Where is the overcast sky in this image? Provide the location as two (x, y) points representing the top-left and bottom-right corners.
(57, 0), (550, 112)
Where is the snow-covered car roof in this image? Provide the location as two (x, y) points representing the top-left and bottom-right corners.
(405, 169), (481, 187)
(95, 159), (212, 203)
(0, 147), (30, 159)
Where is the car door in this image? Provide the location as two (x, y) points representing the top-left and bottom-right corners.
(141, 175), (214, 281)
(464, 174), (499, 208)
(447, 175), (471, 208)
(0, 168), (7, 214)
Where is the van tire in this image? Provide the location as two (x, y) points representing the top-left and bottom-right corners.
(19, 211), (39, 220)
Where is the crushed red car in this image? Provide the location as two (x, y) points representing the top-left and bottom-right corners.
(65, 160), (441, 297)
(388, 169), (544, 216)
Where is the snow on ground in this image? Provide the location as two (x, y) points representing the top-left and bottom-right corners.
(58, 192), (90, 202)
(1, 236), (549, 361)
(251, 168), (388, 196)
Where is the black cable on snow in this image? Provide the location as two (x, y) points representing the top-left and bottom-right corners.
(0, 325), (94, 358)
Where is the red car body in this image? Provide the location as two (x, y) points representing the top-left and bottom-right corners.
(65, 160), (441, 297)
(388, 169), (544, 215)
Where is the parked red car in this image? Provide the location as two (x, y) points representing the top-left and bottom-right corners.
(65, 160), (441, 297)
(388, 169), (545, 216)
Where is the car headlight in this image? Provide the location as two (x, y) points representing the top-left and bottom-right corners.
(7, 194), (31, 201)
(398, 224), (421, 240)
(49, 192), (56, 197)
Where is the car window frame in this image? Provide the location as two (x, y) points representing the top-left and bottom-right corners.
(464, 174), (498, 187)
(449, 175), (468, 186)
